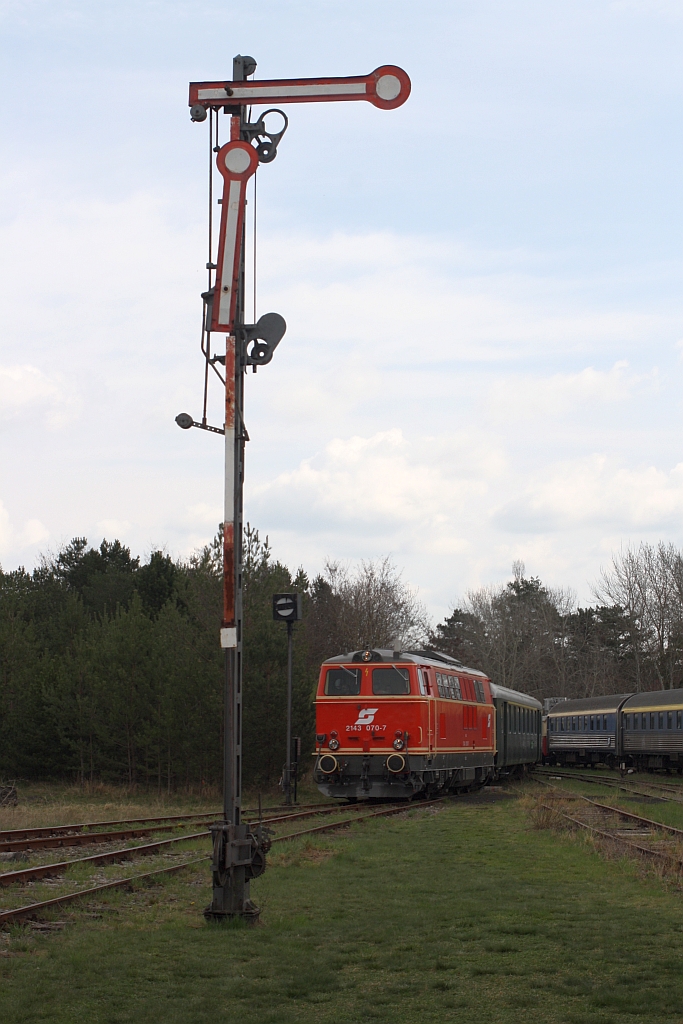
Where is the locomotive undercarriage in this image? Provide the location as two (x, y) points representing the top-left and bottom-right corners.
(314, 752), (495, 801)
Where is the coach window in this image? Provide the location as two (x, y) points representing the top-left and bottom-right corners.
(650, 713), (655, 730)
(658, 712), (664, 730)
(372, 667), (410, 695)
(324, 668), (361, 696)
(667, 711), (673, 729)
(602, 715), (607, 730)
(625, 714), (630, 731)
(589, 715), (594, 730)
(678, 711), (682, 729)
(596, 716), (601, 730)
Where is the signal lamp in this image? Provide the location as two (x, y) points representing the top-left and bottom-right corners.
(393, 738), (405, 750)
(329, 738), (340, 751)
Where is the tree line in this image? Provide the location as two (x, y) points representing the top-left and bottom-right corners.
(0, 531), (426, 789)
(430, 545), (683, 701)
(1, 533), (681, 788)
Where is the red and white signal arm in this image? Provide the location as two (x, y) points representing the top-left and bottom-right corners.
(210, 140), (259, 334)
(189, 65), (411, 112)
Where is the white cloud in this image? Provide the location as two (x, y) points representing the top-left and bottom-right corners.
(257, 232), (679, 365)
(486, 361), (657, 421)
(0, 499), (49, 564)
(0, 364), (79, 427)
(493, 457), (683, 534)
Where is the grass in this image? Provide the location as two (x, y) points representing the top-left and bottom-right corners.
(2, 787), (683, 1022)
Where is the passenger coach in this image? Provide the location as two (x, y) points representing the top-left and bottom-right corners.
(313, 648), (541, 800)
(546, 694), (631, 767)
(621, 689), (683, 770)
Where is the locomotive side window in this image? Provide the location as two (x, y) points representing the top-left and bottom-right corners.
(453, 677), (461, 699)
(418, 669), (427, 696)
(474, 680), (485, 702)
(325, 668), (361, 696)
(372, 667), (410, 695)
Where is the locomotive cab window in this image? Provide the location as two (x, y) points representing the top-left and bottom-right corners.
(324, 668), (361, 696)
(372, 667), (410, 695)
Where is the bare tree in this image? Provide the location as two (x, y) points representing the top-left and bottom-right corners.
(306, 557), (430, 664)
(594, 543), (683, 690)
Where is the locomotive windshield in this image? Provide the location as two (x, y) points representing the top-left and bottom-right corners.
(325, 667), (361, 695)
(372, 667), (410, 695)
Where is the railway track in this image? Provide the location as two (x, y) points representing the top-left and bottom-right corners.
(532, 767), (683, 803)
(0, 802), (336, 846)
(0, 798), (435, 925)
(534, 779), (683, 871)
(0, 803), (341, 855)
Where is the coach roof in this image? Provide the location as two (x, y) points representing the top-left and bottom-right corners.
(623, 688), (683, 711)
(546, 694), (633, 716)
(489, 682), (542, 710)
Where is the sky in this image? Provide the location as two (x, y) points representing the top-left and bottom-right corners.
(1, 0), (683, 621)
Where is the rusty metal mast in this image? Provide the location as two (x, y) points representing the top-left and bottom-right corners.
(176, 56), (410, 922)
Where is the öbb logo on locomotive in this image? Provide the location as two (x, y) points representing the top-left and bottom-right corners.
(354, 708), (379, 727)
(314, 647), (542, 801)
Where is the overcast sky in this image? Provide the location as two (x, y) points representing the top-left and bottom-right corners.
(1, 0), (683, 620)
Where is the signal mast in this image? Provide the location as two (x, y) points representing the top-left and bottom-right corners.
(176, 56), (410, 922)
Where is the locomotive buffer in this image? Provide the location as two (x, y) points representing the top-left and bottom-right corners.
(177, 56), (410, 921)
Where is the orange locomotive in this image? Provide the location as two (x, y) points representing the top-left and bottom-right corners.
(313, 647), (531, 800)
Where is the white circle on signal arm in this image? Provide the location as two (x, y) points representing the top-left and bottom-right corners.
(225, 147), (252, 173)
(376, 74), (401, 101)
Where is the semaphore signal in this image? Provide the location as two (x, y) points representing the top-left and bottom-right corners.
(176, 54), (410, 923)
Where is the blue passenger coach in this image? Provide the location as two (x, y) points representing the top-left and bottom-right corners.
(546, 694), (632, 767)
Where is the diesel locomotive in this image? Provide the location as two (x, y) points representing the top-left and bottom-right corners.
(547, 687), (683, 771)
(313, 648), (541, 800)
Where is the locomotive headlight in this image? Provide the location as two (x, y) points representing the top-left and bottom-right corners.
(393, 738), (405, 750)
(329, 738), (340, 750)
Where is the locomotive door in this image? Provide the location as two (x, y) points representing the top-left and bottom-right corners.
(426, 669), (435, 752)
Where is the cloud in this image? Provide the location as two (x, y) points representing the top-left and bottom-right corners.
(0, 363), (79, 427)
(493, 457), (683, 534)
(486, 361), (657, 421)
(0, 499), (49, 563)
(257, 232), (679, 366)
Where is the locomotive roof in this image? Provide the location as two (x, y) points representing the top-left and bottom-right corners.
(546, 693), (633, 716)
(622, 688), (683, 711)
(322, 648), (487, 677)
(489, 682), (542, 710)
